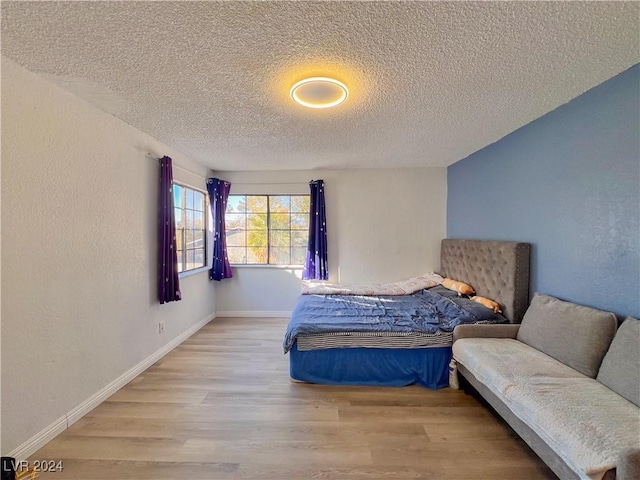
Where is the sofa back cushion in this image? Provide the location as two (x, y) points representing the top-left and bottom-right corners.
(596, 317), (640, 406)
(517, 293), (617, 378)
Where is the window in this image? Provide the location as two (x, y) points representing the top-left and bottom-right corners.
(173, 184), (207, 273)
(226, 195), (310, 265)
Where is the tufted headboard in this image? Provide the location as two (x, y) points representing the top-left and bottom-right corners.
(440, 239), (531, 323)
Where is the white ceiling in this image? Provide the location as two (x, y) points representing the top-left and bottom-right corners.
(2, 1), (638, 171)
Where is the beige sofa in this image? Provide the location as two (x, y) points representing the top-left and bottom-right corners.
(453, 293), (640, 480)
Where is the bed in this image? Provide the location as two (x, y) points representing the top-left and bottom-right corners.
(284, 239), (531, 389)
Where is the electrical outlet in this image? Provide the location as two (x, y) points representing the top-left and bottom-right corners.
(158, 321), (165, 334)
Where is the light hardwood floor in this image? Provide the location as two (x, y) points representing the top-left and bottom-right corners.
(29, 317), (557, 479)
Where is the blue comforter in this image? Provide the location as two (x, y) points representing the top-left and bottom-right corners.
(283, 287), (506, 353)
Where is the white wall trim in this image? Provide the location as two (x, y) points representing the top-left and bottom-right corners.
(216, 310), (292, 318)
(8, 312), (216, 460)
(6, 415), (68, 462)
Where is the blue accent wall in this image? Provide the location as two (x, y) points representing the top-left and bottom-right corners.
(447, 65), (639, 318)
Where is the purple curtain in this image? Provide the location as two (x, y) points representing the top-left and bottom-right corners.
(207, 178), (233, 281)
(158, 156), (181, 304)
(303, 179), (328, 280)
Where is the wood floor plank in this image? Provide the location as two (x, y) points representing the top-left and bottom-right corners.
(69, 417), (255, 442)
(179, 438), (373, 466)
(235, 464), (449, 480)
(35, 459), (237, 480)
(423, 420), (517, 442)
(27, 316), (557, 479)
(338, 405), (494, 423)
(106, 388), (210, 404)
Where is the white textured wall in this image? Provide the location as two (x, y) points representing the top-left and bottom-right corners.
(1, 58), (216, 453)
(215, 168), (447, 314)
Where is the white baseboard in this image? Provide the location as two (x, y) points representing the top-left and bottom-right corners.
(7, 415), (68, 462)
(8, 312), (215, 461)
(216, 310), (292, 318)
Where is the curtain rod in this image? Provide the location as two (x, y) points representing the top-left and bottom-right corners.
(147, 153), (206, 179)
(230, 181), (309, 186)
(148, 154), (314, 185)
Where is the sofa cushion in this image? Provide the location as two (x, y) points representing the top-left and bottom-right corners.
(454, 338), (640, 480)
(453, 338), (585, 395)
(597, 317), (640, 407)
(516, 294), (617, 378)
(505, 375), (640, 480)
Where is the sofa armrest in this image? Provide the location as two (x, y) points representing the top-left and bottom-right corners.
(617, 448), (640, 480)
(453, 324), (521, 343)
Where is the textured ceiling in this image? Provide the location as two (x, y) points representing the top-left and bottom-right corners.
(2, 1), (638, 171)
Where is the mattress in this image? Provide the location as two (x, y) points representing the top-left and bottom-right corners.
(295, 330), (453, 350)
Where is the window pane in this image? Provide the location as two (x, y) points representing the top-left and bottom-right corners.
(173, 184), (183, 208)
(270, 230), (290, 247)
(227, 195), (246, 213)
(190, 229), (204, 249)
(176, 250), (184, 272)
(176, 229), (184, 250)
(247, 247), (268, 264)
(226, 213), (246, 230)
(186, 210), (194, 229)
(291, 247), (307, 265)
(226, 229), (245, 247)
(292, 230), (308, 247)
(270, 196), (290, 213)
(270, 213), (289, 229)
(291, 214), (308, 230)
(227, 247), (246, 264)
(194, 249), (205, 268)
(186, 250), (196, 270)
(185, 229), (194, 248)
(193, 211), (204, 229)
(186, 189), (194, 209)
(193, 191), (204, 212)
(247, 230), (267, 247)
(291, 195), (310, 213)
(246, 196), (268, 213)
(247, 213), (267, 230)
(269, 246), (290, 265)
(174, 208), (183, 228)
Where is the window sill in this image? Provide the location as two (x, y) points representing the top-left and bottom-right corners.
(231, 264), (303, 269)
(179, 266), (209, 279)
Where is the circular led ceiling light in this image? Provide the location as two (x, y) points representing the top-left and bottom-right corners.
(290, 77), (348, 109)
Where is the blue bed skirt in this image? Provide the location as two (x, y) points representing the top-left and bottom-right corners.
(289, 342), (452, 389)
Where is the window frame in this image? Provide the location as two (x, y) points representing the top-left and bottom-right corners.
(225, 194), (310, 267)
(173, 182), (208, 275)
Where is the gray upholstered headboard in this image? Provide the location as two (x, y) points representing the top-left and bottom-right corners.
(440, 239), (531, 323)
